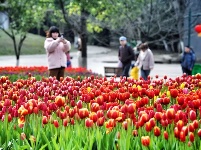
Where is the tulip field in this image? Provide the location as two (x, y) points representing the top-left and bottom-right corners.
(1, 67), (201, 149)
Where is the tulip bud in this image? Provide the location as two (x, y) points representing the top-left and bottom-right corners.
(20, 133), (26, 140)
(132, 129), (138, 137)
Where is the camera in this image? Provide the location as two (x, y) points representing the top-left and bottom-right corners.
(60, 33), (64, 39)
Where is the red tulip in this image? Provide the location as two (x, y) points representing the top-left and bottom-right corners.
(170, 89), (178, 98)
(180, 131), (186, 142)
(63, 119), (68, 127)
(78, 108), (89, 119)
(76, 100), (83, 109)
(146, 90), (155, 99)
(59, 110), (67, 120)
(70, 118), (75, 125)
(4, 99), (11, 107)
(149, 118), (156, 127)
(69, 108), (75, 118)
(70, 100), (76, 107)
(163, 131), (168, 140)
(105, 119), (116, 129)
(163, 97), (170, 105)
(53, 120), (59, 128)
(188, 123), (195, 132)
(160, 119), (168, 127)
(85, 118), (94, 128)
(156, 104), (163, 112)
(42, 116), (48, 125)
(96, 95), (104, 105)
(197, 129), (201, 137)
(127, 103), (136, 114)
(154, 126), (161, 137)
(189, 110), (196, 121)
(107, 110), (119, 119)
(177, 96), (185, 105)
(145, 121), (152, 132)
(90, 103), (100, 112)
(7, 114), (12, 122)
(89, 112), (98, 122)
(177, 120), (184, 131)
(141, 136), (150, 147)
(174, 127), (179, 138)
(166, 108), (175, 120)
(154, 112), (162, 121)
(141, 113), (149, 123)
(96, 110), (104, 118)
(189, 132), (194, 142)
(96, 117), (105, 126)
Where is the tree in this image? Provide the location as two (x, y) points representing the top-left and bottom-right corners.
(0, 0), (48, 66)
(52, 0), (190, 54)
(55, 0), (110, 67)
(102, 0), (189, 52)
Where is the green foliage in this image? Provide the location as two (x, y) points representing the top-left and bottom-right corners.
(3, 0), (47, 33)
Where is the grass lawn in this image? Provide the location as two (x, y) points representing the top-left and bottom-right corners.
(0, 30), (76, 55)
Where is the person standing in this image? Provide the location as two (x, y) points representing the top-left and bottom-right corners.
(118, 36), (134, 77)
(66, 51), (72, 68)
(135, 42), (154, 80)
(44, 26), (71, 80)
(181, 46), (196, 75)
(76, 35), (82, 67)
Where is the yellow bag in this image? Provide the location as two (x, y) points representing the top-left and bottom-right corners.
(130, 67), (139, 80)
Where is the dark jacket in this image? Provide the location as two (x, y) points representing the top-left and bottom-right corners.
(118, 45), (134, 66)
(181, 50), (196, 70)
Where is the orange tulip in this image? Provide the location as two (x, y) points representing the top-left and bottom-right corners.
(18, 105), (28, 116)
(55, 96), (65, 107)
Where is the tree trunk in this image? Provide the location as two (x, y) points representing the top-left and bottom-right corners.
(16, 56), (20, 66)
(81, 10), (87, 58)
(80, 9), (88, 68)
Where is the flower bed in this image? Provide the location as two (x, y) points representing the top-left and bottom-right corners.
(1, 70), (201, 149)
(0, 66), (100, 82)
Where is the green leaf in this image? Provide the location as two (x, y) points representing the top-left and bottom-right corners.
(41, 130), (52, 150)
(39, 144), (48, 150)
